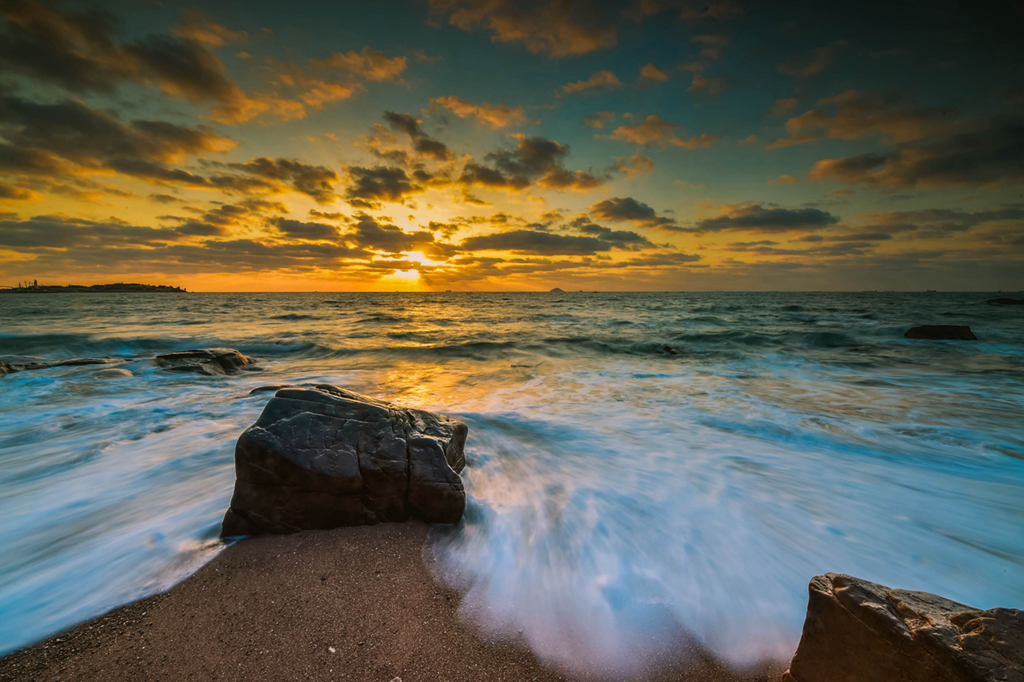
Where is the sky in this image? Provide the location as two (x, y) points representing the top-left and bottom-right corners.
(0, 0), (1022, 291)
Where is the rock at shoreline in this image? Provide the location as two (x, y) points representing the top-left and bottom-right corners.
(0, 356), (124, 377)
(987, 297), (1024, 305)
(904, 325), (977, 340)
(221, 385), (467, 537)
(784, 573), (1024, 682)
(154, 348), (253, 375)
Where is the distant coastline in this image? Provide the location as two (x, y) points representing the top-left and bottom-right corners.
(1, 282), (187, 294)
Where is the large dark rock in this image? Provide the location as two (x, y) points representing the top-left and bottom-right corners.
(154, 348), (253, 375)
(904, 325), (977, 340)
(784, 573), (1024, 682)
(221, 385), (467, 537)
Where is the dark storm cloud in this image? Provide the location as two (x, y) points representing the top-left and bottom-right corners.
(859, 206), (1024, 238)
(572, 220), (655, 249)
(0, 214), (182, 248)
(345, 166), (418, 203)
(347, 214), (436, 252)
(459, 136), (603, 191)
(461, 229), (611, 255)
(809, 119), (1024, 189)
(272, 218), (340, 241)
(225, 158), (338, 203)
(0, 1), (247, 109)
(383, 111), (452, 160)
(0, 142), (64, 174)
(0, 94), (234, 184)
(0, 182), (35, 200)
(695, 204), (839, 232)
(589, 197), (680, 230)
(769, 91), (956, 149)
(161, 199), (287, 237)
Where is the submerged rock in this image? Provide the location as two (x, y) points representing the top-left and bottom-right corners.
(904, 325), (977, 340)
(221, 385), (467, 537)
(154, 348), (253, 375)
(94, 368), (134, 379)
(784, 573), (1024, 682)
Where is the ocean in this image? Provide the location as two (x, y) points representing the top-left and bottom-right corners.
(1, 291), (1022, 673)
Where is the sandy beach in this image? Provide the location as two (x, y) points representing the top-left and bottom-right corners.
(0, 523), (784, 681)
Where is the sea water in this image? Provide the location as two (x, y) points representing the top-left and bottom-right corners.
(1, 292), (1022, 673)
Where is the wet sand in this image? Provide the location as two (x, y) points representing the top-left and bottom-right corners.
(0, 523), (784, 681)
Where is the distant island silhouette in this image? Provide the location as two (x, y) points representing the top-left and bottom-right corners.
(1, 282), (187, 293)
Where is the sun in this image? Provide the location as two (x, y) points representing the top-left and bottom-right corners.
(379, 268), (422, 290)
(391, 269), (419, 281)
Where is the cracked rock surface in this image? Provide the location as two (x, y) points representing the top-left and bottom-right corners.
(784, 573), (1024, 682)
(221, 385), (467, 536)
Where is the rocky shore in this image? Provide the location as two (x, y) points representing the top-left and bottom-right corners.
(0, 381), (1020, 681)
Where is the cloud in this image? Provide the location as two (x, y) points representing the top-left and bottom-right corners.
(459, 136), (603, 192)
(610, 114), (718, 149)
(0, 1), (269, 123)
(694, 203), (840, 232)
(172, 9), (247, 46)
(691, 34), (729, 59)
(856, 206), (1024, 238)
(769, 90), (955, 149)
(429, 0), (618, 58)
(640, 64), (669, 81)
(584, 111), (616, 129)
(347, 214), (436, 252)
(224, 158), (338, 203)
(164, 198), (287, 237)
(0, 214), (184, 248)
(461, 229), (611, 255)
(383, 111), (452, 160)
(590, 197), (680, 230)
(0, 182), (40, 200)
(313, 47), (407, 82)
(778, 40), (847, 78)
(431, 95), (527, 129)
(573, 220), (655, 249)
(688, 76), (729, 95)
(770, 98), (798, 117)
(612, 154), (655, 178)
(0, 94), (235, 186)
(560, 70), (621, 95)
(272, 218), (340, 241)
(245, 47), (409, 123)
(808, 119), (1024, 189)
(345, 166), (419, 204)
(610, 114), (679, 144)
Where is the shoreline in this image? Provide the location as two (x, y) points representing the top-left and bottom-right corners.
(0, 523), (784, 681)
